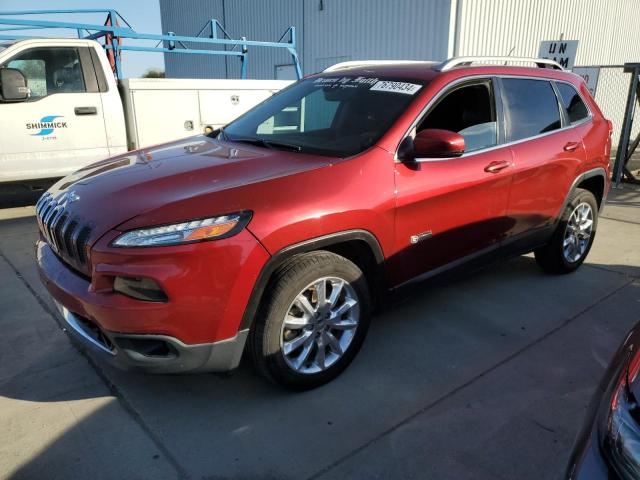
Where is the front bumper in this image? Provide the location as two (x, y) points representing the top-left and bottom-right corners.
(36, 228), (270, 373)
(54, 301), (247, 373)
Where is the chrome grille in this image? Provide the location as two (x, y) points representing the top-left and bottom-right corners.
(36, 192), (92, 273)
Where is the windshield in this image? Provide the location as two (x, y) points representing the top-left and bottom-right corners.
(222, 75), (426, 157)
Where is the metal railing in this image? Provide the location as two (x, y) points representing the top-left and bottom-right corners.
(0, 9), (302, 80)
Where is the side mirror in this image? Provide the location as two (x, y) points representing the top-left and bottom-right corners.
(0, 68), (29, 102)
(399, 128), (465, 161)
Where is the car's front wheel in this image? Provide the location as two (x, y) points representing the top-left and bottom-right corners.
(249, 251), (371, 390)
(535, 187), (598, 274)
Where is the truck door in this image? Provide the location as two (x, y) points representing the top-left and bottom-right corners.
(0, 45), (109, 183)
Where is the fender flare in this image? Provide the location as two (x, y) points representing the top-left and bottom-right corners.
(555, 167), (607, 224)
(239, 229), (384, 331)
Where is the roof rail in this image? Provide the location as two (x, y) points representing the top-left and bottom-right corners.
(439, 56), (564, 71)
(324, 60), (437, 72)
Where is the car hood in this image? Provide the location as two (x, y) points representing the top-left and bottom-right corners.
(45, 135), (332, 245)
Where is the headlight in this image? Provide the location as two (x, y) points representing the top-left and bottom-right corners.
(112, 211), (252, 247)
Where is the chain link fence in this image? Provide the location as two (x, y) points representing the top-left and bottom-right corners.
(576, 65), (640, 173)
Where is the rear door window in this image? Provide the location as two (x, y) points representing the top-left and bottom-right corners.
(556, 82), (590, 124)
(501, 78), (561, 142)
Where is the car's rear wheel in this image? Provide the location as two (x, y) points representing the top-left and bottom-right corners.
(249, 251), (370, 390)
(534, 188), (598, 274)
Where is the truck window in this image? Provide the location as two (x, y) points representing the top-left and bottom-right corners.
(555, 82), (590, 124)
(3, 47), (86, 99)
(501, 78), (561, 142)
(5, 57), (46, 97)
(418, 81), (497, 153)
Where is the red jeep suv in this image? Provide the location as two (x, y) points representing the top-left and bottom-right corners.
(36, 57), (612, 389)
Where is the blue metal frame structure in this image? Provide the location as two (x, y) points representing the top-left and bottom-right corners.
(0, 9), (302, 80)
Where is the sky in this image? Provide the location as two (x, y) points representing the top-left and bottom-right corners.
(0, 0), (164, 77)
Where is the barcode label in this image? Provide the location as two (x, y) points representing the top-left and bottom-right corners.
(370, 81), (422, 95)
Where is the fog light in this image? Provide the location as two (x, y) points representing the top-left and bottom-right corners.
(113, 276), (168, 302)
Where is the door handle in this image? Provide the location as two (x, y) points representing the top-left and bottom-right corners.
(484, 160), (510, 173)
(564, 141), (580, 152)
(74, 106), (97, 116)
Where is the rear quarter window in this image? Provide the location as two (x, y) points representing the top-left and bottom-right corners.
(556, 82), (590, 124)
(501, 78), (562, 142)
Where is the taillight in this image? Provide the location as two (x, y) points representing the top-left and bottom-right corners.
(607, 119), (614, 137)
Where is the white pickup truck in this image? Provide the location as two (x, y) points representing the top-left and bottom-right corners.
(0, 38), (292, 187)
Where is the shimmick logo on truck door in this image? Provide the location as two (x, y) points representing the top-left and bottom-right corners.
(26, 115), (67, 137)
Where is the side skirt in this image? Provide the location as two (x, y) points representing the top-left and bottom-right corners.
(391, 224), (555, 292)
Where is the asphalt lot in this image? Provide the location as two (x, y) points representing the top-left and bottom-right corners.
(1, 185), (639, 480)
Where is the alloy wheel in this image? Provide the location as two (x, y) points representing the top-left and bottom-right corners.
(563, 202), (594, 263)
(280, 276), (360, 374)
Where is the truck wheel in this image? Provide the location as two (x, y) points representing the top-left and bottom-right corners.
(249, 251), (371, 390)
(535, 188), (598, 274)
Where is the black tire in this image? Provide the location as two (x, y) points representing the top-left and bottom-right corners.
(534, 188), (599, 274)
(249, 251), (371, 390)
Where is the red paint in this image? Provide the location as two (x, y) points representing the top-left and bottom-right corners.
(37, 63), (611, 346)
(413, 128), (465, 158)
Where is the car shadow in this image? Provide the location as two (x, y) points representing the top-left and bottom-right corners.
(4, 255), (640, 479)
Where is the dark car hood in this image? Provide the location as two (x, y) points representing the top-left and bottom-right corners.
(45, 135), (332, 244)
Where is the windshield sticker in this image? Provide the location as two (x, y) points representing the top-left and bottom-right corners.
(370, 81), (422, 95)
(313, 76), (380, 89)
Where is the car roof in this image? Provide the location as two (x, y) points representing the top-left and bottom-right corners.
(319, 58), (582, 85)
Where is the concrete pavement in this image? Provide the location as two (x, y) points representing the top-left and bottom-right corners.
(1, 185), (639, 479)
